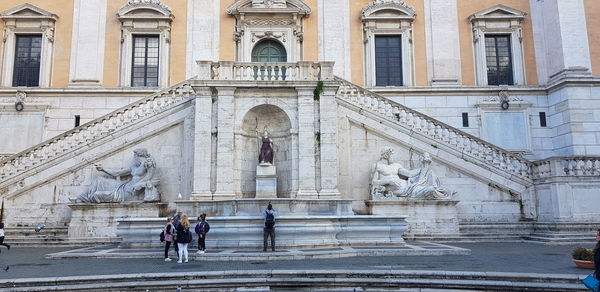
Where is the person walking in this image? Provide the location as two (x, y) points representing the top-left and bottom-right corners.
(195, 213), (209, 254)
(0, 223), (10, 252)
(594, 229), (600, 279)
(163, 217), (175, 261)
(175, 215), (192, 263)
(263, 203), (276, 252)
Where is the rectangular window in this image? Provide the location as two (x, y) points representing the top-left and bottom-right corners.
(13, 35), (42, 87)
(132, 35), (159, 87)
(485, 35), (513, 86)
(539, 112), (547, 127)
(375, 35), (402, 87)
(462, 113), (469, 127)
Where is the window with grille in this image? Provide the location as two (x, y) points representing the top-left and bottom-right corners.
(132, 36), (159, 87)
(375, 35), (403, 87)
(13, 35), (42, 87)
(485, 35), (513, 86)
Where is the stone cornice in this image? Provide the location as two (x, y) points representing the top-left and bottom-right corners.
(0, 3), (57, 21)
(118, 0), (173, 20)
(227, 0), (311, 16)
(469, 4), (526, 22)
(361, 0), (415, 20)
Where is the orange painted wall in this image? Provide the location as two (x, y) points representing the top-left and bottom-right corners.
(585, 0), (600, 76)
(457, 0), (538, 85)
(349, 0), (427, 86)
(0, 0), (74, 87)
(303, 0), (318, 62)
(103, 0), (188, 87)
(220, 0), (236, 61)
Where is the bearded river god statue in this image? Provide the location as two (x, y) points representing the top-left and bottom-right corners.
(370, 147), (454, 200)
(70, 148), (160, 203)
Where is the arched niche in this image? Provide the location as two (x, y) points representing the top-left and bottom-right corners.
(238, 104), (293, 198)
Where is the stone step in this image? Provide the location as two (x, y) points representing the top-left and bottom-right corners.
(0, 270), (586, 291)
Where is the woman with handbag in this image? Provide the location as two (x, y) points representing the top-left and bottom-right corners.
(175, 215), (193, 263)
(163, 217), (175, 262)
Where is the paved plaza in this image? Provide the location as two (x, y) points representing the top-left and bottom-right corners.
(0, 242), (592, 280)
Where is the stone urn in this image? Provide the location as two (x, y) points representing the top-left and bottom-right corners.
(573, 259), (595, 269)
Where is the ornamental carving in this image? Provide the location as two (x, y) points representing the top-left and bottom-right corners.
(361, 0), (416, 18)
(252, 31), (286, 43)
(244, 18), (294, 26)
(118, 0), (172, 18)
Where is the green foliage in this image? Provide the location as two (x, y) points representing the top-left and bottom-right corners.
(572, 247), (594, 261)
(314, 81), (324, 101)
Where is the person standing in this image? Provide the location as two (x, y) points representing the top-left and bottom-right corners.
(263, 203), (276, 252)
(175, 215), (192, 263)
(594, 229), (600, 279)
(195, 213), (209, 254)
(172, 210), (182, 254)
(163, 217), (175, 261)
(0, 223), (10, 252)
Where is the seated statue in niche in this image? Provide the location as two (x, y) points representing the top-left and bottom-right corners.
(370, 147), (412, 199)
(70, 148), (160, 203)
(257, 128), (274, 165)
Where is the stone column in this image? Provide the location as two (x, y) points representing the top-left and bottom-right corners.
(214, 87), (236, 200)
(296, 87), (318, 198)
(530, 0), (591, 83)
(191, 87), (213, 200)
(318, 84), (340, 198)
(424, 0), (461, 86)
(69, 0), (107, 87)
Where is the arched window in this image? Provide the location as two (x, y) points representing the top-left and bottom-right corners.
(251, 40), (287, 62)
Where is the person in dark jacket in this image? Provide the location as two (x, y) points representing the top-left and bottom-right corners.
(163, 217), (175, 261)
(594, 229), (600, 279)
(263, 203), (277, 252)
(175, 215), (192, 263)
(195, 213), (208, 254)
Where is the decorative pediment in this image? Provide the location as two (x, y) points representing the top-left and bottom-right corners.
(227, 0), (311, 15)
(0, 3), (57, 21)
(361, 0), (415, 20)
(469, 4), (526, 22)
(118, 0), (173, 21)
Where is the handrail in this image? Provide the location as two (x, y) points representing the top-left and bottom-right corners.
(532, 156), (600, 178)
(335, 77), (533, 179)
(0, 79), (195, 182)
(197, 61), (334, 81)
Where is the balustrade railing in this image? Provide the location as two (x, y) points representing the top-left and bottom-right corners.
(197, 61), (334, 81)
(0, 81), (195, 182)
(532, 157), (600, 179)
(335, 77), (533, 180)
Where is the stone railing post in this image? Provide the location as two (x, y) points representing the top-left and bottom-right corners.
(197, 61), (213, 80)
(319, 61), (335, 80)
(297, 61), (313, 81)
(219, 61), (234, 80)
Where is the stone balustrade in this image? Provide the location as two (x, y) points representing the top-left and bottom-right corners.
(0, 81), (195, 183)
(532, 156), (600, 179)
(197, 61), (334, 81)
(335, 78), (532, 180)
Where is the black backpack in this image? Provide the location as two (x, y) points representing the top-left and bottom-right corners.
(179, 227), (193, 243)
(265, 212), (275, 229)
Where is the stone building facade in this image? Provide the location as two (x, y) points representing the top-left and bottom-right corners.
(0, 0), (599, 243)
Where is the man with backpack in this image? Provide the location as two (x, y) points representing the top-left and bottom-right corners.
(195, 213), (209, 254)
(263, 203), (276, 252)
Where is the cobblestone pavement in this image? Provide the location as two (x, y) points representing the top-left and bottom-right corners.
(0, 242), (592, 280)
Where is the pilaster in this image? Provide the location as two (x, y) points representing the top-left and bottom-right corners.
(191, 87), (214, 200)
(214, 87), (237, 199)
(424, 0), (461, 86)
(69, 0), (107, 87)
(296, 86), (318, 198)
(318, 0), (350, 79)
(318, 85), (340, 198)
(186, 0), (220, 78)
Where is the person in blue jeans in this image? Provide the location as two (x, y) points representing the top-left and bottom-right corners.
(263, 203), (276, 252)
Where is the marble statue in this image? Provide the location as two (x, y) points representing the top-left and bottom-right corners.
(405, 153), (454, 200)
(370, 148), (453, 200)
(370, 147), (412, 199)
(70, 148), (160, 203)
(258, 128), (274, 164)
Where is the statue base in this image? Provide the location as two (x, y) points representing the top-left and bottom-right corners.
(256, 163), (277, 198)
(367, 200), (459, 239)
(68, 202), (169, 240)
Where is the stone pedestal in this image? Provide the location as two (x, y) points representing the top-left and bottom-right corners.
(367, 200), (459, 239)
(256, 163), (277, 198)
(68, 202), (169, 240)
